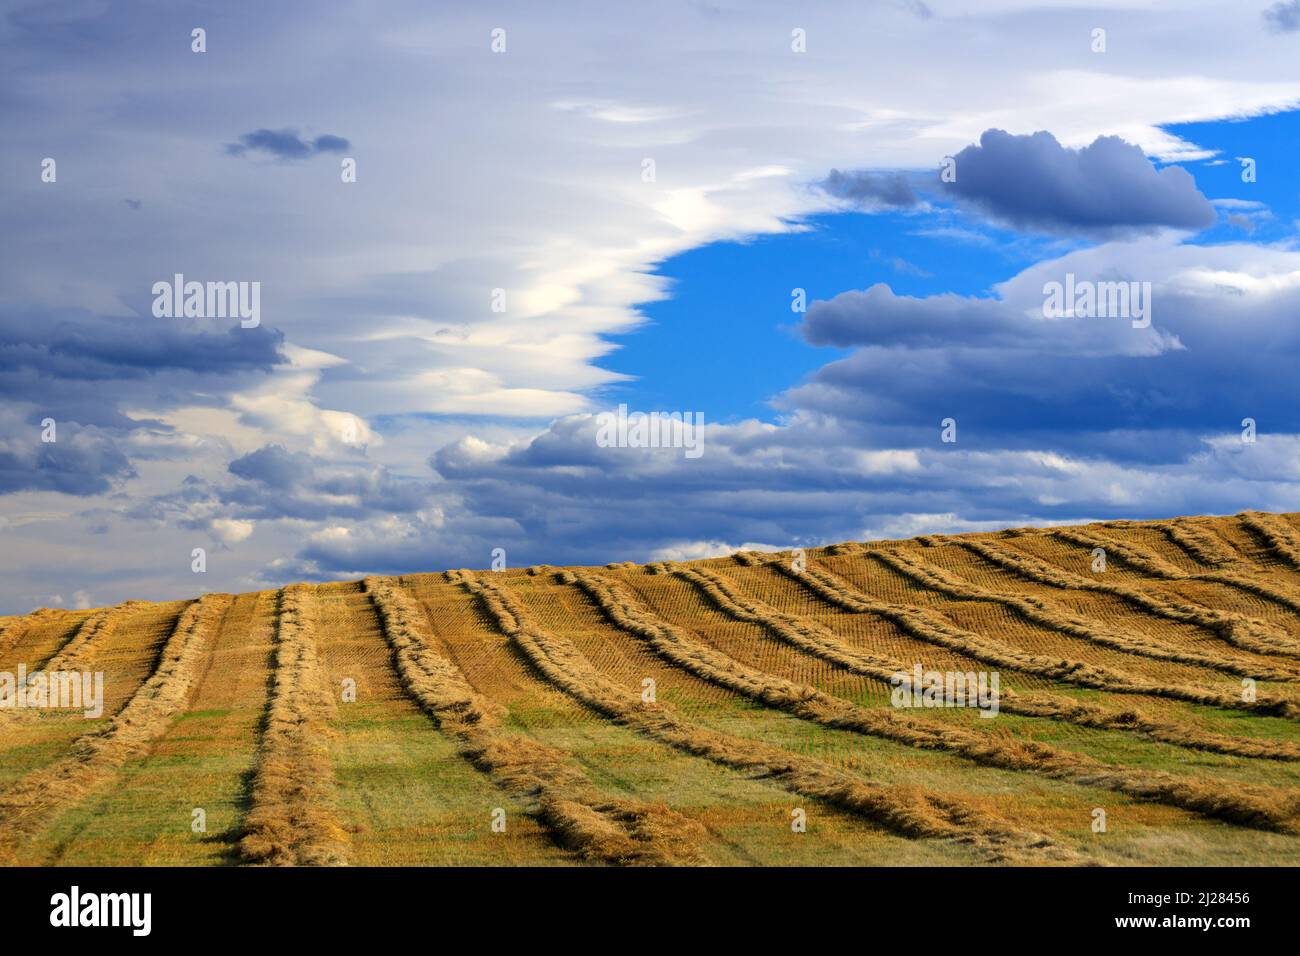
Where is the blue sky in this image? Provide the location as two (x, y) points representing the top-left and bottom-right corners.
(618, 106), (1300, 423)
(618, 212), (1057, 421)
(5, 0), (1300, 613)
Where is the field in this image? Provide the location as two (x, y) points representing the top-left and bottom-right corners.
(2, 512), (1300, 866)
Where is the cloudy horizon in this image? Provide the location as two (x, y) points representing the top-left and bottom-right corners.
(5, 0), (1300, 613)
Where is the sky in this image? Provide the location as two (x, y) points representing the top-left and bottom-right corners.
(4, 0), (1300, 613)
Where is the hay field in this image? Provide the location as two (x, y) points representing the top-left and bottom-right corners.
(2, 512), (1299, 866)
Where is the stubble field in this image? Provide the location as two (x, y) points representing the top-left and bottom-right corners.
(2, 511), (1299, 866)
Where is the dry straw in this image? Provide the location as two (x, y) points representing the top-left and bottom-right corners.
(742, 552), (1298, 721)
(366, 574), (704, 866)
(951, 535), (1300, 660)
(0, 594), (232, 864)
(690, 559), (1300, 760)
(566, 569), (1300, 833)
(854, 545), (1298, 682)
(459, 569), (1084, 865)
(240, 585), (350, 866)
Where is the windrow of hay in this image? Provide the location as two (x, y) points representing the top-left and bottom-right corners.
(1053, 528), (1186, 577)
(40, 601), (143, 674)
(832, 546), (1298, 683)
(456, 570), (1083, 865)
(1055, 526), (1300, 622)
(737, 554), (1297, 720)
(1240, 511), (1300, 570)
(0, 608), (63, 658)
(565, 569), (1300, 833)
(364, 575), (705, 866)
(0, 603), (142, 727)
(683, 561), (1300, 760)
(1150, 519), (1240, 568)
(0, 594), (233, 865)
(951, 536), (1300, 660)
(239, 585), (349, 867)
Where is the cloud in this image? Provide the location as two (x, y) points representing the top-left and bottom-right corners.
(820, 169), (919, 210)
(0, 308), (286, 495)
(0, 414), (135, 495)
(211, 518), (255, 546)
(1264, 1), (1300, 33)
(937, 129), (1216, 236)
(791, 237), (1300, 455)
(228, 444), (314, 489)
(225, 128), (351, 160)
(7, 2), (1300, 611)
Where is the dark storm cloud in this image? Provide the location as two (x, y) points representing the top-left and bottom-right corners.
(225, 128), (351, 160)
(0, 421), (135, 495)
(937, 129), (1216, 236)
(820, 169), (919, 209)
(0, 308), (287, 495)
(31, 314), (285, 378)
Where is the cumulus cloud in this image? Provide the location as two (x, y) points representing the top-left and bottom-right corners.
(0, 309), (285, 495)
(0, 416), (134, 495)
(791, 237), (1300, 455)
(225, 128), (351, 160)
(937, 129), (1216, 236)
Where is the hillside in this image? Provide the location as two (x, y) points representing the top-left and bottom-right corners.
(2, 511), (1300, 866)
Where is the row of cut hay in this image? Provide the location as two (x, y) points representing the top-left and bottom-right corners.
(1240, 511), (1300, 570)
(459, 570), (1084, 865)
(365, 574), (705, 866)
(951, 536), (1300, 660)
(738, 554), (1297, 720)
(843, 546), (1299, 683)
(0, 603), (143, 727)
(685, 561), (1300, 760)
(40, 601), (144, 674)
(0, 608), (64, 659)
(1151, 519), (1240, 568)
(0, 594), (233, 864)
(1055, 526), (1300, 622)
(239, 585), (350, 866)
(1053, 528), (1186, 578)
(565, 568), (1300, 833)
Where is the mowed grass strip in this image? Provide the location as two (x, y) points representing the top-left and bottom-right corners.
(950, 535), (1300, 663)
(0, 601), (185, 796)
(460, 569), (1083, 865)
(1052, 527), (1300, 640)
(366, 575), (708, 866)
(679, 560), (1300, 761)
(835, 545), (1299, 682)
(0, 609), (73, 665)
(521, 566), (1080, 865)
(24, 591), (274, 865)
(566, 569), (1300, 833)
(316, 581), (571, 866)
(416, 569), (902, 866)
(0, 594), (232, 865)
